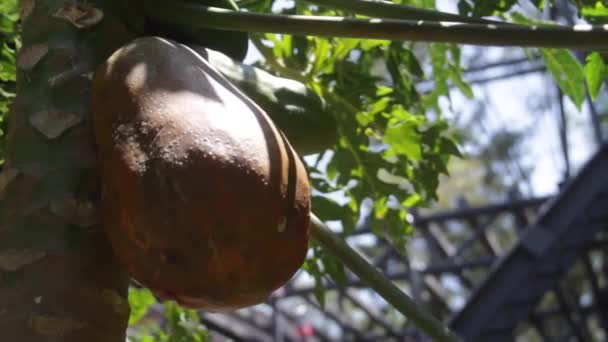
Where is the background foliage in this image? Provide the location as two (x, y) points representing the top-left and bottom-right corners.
(0, 0), (17, 165)
(241, 0), (607, 305)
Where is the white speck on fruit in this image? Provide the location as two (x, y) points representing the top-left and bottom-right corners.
(277, 217), (287, 233)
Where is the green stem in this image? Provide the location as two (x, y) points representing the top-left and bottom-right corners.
(305, 0), (511, 25)
(310, 214), (462, 342)
(143, 3), (608, 50)
(222, 0), (240, 11)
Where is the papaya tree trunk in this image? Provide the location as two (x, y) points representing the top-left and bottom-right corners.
(0, 1), (139, 341)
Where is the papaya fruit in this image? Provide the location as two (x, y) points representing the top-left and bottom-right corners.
(91, 37), (310, 310)
(144, 0), (249, 61)
(190, 45), (338, 155)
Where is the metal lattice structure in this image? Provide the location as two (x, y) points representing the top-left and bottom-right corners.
(450, 145), (608, 341)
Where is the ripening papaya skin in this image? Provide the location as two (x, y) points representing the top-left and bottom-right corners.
(91, 37), (310, 310)
(190, 45), (338, 155)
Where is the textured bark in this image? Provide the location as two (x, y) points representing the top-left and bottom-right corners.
(0, 1), (140, 341)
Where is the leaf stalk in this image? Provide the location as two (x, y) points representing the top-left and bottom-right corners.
(310, 215), (462, 342)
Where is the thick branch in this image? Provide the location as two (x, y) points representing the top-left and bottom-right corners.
(310, 215), (462, 342)
(143, 3), (608, 50)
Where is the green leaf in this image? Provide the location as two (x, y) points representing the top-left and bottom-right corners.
(312, 195), (356, 231)
(541, 48), (586, 110)
(359, 39), (389, 51)
(402, 48), (424, 78)
(320, 249), (348, 286)
(585, 52), (606, 100)
(581, 3), (608, 19)
(383, 108), (422, 162)
(465, 0), (518, 16)
(527, 0), (554, 11)
(373, 196), (389, 219)
(334, 38), (360, 61)
(128, 288), (156, 326)
(439, 136), (462, 158)
(0, 44), (16, 82)
(164, 303), (210, 342)
(403, 193), (421, 207)
(368, 97), (391, 115)
(312, 37), (332, 74)
(303, 252), (326, 307)
(445, 44), (474, 99)
(424, 43), (450, 111)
